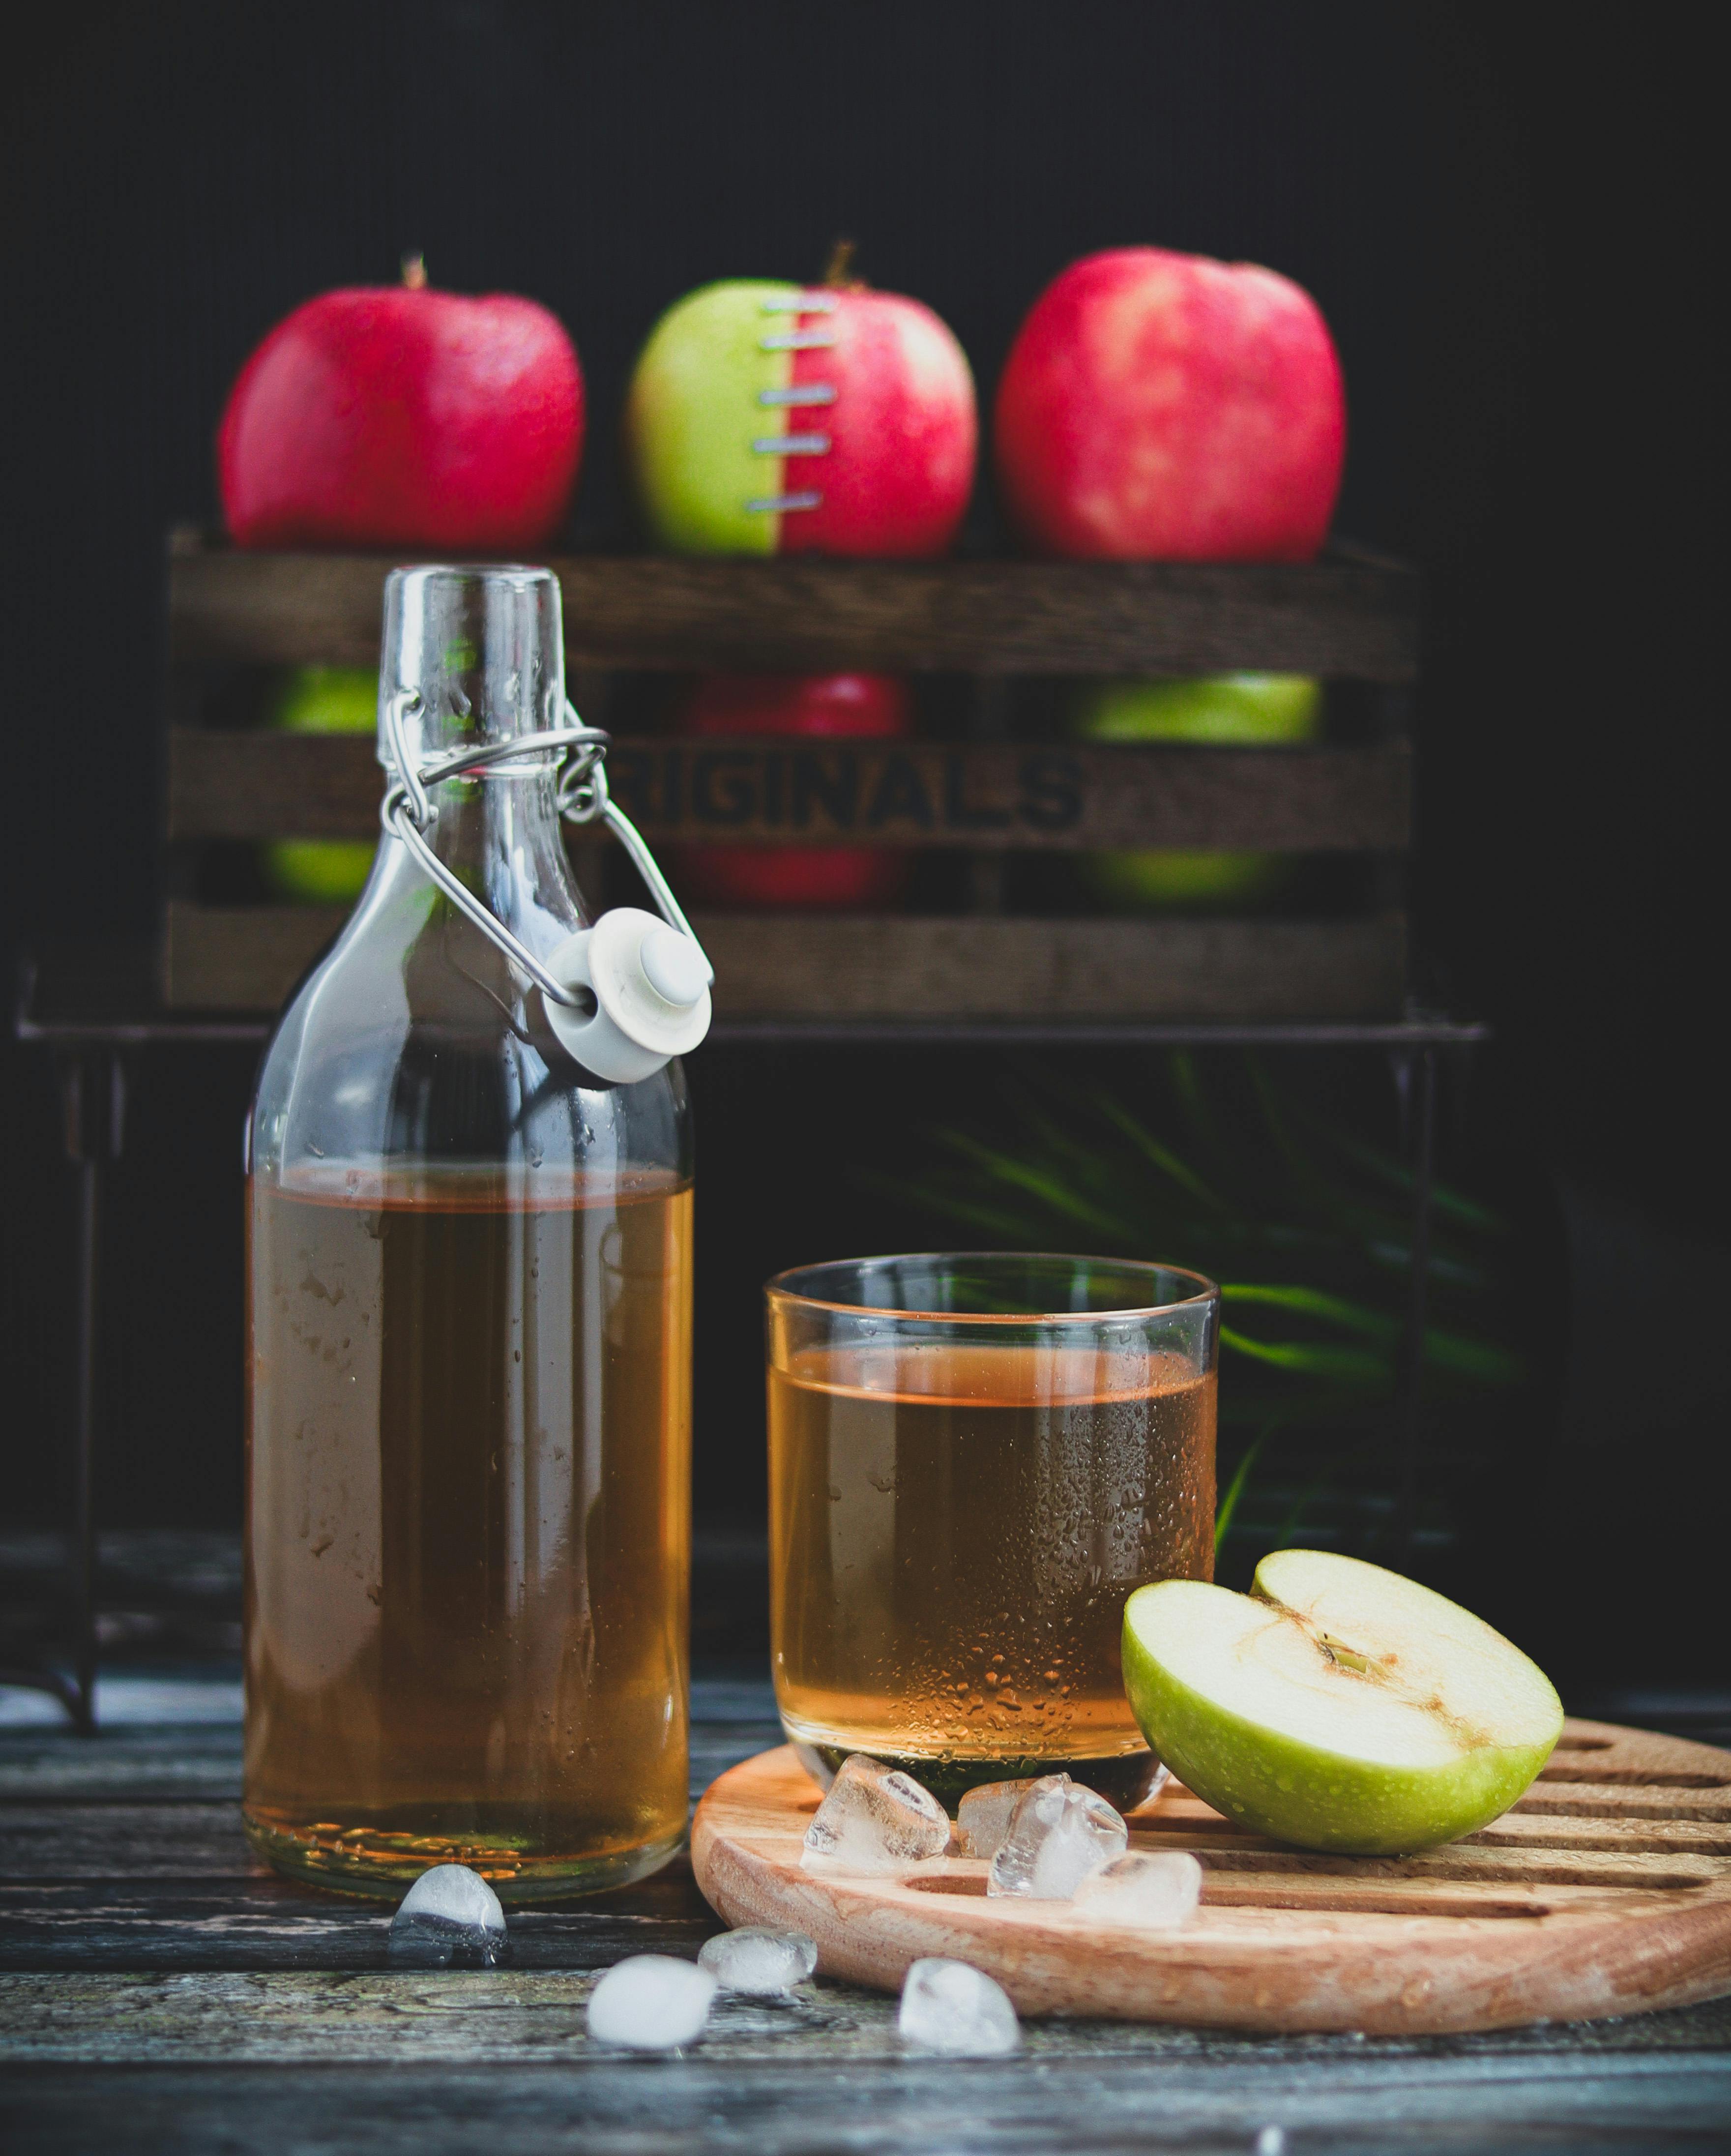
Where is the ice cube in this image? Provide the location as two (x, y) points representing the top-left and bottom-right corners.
(986, 1773), (1127, 1899)
(956, 1777), (1040, 1861)
(898, 1956), (1021, 2057)
(388, 1863), (510, 1968)
(586, 1955), (718, 2050)
(697, 1926), (819, 1995)
(1071, 1850), (1203, 1928)
(792, 1742), (837, 1791)
(800, 1754), (950, 1875)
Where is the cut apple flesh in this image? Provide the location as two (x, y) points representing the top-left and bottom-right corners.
(1256, 1546), (1561, 1750)
(1122, 1551), (1563, 1855)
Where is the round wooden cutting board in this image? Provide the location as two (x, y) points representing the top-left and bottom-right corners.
(690, 1719), (1731, 2036)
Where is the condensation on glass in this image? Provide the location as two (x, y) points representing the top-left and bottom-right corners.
(244, 566), (693, 1899)
(766, 1253), (1218, 1807)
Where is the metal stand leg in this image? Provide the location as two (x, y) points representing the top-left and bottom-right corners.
(1390, 1046), (1437, 1559)
(59, 1051), (125, 1732)
(0, 1052), (124, 1730)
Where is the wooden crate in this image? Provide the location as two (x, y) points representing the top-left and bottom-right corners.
(161, 537), (1418, 1025)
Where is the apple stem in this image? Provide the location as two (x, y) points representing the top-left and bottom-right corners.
(822, 238), (863, 291)
(401, 252), (428, 290)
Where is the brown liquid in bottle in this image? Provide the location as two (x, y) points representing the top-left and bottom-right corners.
(769, 1341), (1214, 1803)
(243, 1166), (692, 1897)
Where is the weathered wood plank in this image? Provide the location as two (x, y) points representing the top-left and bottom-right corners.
(0, 1684), (778, 1965)
(5, 1675), (1731, 2149)
(0, 1805), (259, 1881)
(3, 2051), (1729, 2156)
(161, 904), (1409, 1021)
(0, 1727), (242, 1803)
(28, 1799), (1712, 1908)
(166, 729), (1412, 852)
(8, 1652), (1730, 2151)
(0, 1673), (763, 1811)
(0, 1969), (839, 2064)
(6, 1969), (1731, 2068)
(167, 550), (1420, 679)
(0, 1758), (778, 1876)
(0, 1863), (720, 1973)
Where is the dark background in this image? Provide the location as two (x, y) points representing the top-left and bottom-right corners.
(1, 2), (1723, 1686)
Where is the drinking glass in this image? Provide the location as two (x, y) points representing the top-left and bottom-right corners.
(765, 1252), (1218, 1805)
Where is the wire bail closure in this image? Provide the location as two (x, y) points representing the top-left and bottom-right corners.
(379, 689), (712, 1014)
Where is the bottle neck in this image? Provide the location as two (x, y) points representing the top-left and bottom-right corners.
(366, 564), (591, 1022)
(410, 763), (588, 941)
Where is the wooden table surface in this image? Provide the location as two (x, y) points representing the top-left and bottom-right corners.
(4, 1665), (1731, 2155)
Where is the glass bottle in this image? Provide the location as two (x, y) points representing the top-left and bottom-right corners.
(243, 565), (705, 1899)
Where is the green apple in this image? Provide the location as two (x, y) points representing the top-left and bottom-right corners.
(1075, 673), (1321, 910)
(1080, 674), (1322, 746)
(1086, 847), (1285, 909)
(1122, 1550), (1562, 1855)
(260, 667), (379, 903)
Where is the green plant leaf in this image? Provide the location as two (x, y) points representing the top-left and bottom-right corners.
(1222, 1283), (1524, 1386)
(1214, 1419), (1280, 1551)
(853, 1172), (1044, 1244)
(1218, 1324), (1389, 1384)
(940, 1133), (1139, 1240)
(851, 1050), (1525, 1577)
(1305, 1117), (1509, 1235)
(1094, 1093), (1227, 1213)
(1220, 1282), (1400, 1341)
(1273, 1464), (1342, 1548)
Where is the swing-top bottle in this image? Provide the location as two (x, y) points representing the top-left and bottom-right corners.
(243, 564), (705, 1898)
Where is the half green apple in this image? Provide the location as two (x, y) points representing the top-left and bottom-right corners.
(1122, 1550), (1563, 1855)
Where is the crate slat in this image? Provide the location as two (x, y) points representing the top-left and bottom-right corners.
(166, 730), (1411, 852)
(162, 903), (1407, 1020)
(167, 550), (1419, 679)
(162, 540), (1421, 1027)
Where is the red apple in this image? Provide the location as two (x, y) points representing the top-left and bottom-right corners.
(219, 263), (583, 551)
(781, 285), (975, 558)
(670, 674), (910, 908)
(994, 248), (1345, 561)
(625, 262), (975, 558)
